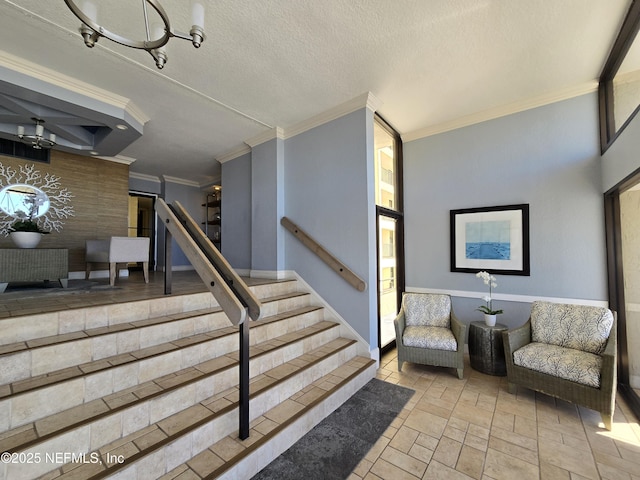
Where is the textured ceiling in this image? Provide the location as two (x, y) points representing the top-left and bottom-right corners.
(0, 0), (633, 185)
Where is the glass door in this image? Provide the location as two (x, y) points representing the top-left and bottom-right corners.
(378, 212), (402, 348)
(605, 170), (640, 422)
(617, 181), (640, 404)
(374, 116), (404, 352)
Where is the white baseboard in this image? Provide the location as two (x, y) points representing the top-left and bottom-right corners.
(168, 265), (196, 272)
(71, 269), (129, 280)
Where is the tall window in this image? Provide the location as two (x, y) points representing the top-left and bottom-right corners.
(599, 2), (640, 152)
(374, 116), (404, 352)
(374, 122), (400, 210)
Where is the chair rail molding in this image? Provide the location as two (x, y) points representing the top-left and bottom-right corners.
(406, 286), (609, 308)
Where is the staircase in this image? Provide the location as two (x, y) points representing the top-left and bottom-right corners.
(0, 277), (376, 479)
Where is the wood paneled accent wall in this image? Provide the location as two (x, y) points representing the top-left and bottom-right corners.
(0, 151), (129, 272)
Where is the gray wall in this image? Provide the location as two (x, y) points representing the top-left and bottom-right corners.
(403, 93), (607, 330)
(252, 138), (285, 273)
(160, 179), (206, 269)
(284, 108), (378, 348)
(221, 152), (252, 270)
(129, 176), (161, 195)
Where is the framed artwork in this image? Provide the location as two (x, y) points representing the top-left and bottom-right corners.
(450, 204), (530, 275)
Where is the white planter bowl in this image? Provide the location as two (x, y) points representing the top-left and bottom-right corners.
(483, 314), (497, 327)
(10, 231), (43, 248)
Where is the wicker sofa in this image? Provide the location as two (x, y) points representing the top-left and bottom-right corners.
(394, 293), (466, 379)
(503, 301), (617, 430)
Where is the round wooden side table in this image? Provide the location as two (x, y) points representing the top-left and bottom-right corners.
(468, 321), (508, 376)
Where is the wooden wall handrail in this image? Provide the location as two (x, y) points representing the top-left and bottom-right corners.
(156, 199), (257, 325)
(171, 200), (262, 322)
(281, 217), (367, 292)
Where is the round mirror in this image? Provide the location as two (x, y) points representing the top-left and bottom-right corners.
(0, 184), (50, 219)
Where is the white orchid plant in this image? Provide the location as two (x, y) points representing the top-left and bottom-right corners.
(476, 271), (503, 315)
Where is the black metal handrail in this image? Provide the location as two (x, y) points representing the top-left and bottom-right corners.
(156, 198), (260, 439)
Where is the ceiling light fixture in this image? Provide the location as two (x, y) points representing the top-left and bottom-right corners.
(17, 118), (56, 150)
(63, 0), (206, 69)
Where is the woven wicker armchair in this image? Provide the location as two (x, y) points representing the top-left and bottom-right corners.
(394, 293), (466, 379)
(503, 301), (617, 430)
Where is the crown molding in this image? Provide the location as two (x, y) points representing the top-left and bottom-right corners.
(97, 154), (137, 165)
(196, 91), (384, 163)
(245, 127), (285, 148)
(200, 180), (222, 190)
(283, 91), (382, 140)
(402, 81), (599, 142)
(162, 175), (201, 187)
(129, 171), (161, 183)
(217, 144), (252, 164)
(0, 50), (150, 126)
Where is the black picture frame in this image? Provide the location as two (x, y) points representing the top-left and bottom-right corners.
(450, 204), (530, 276)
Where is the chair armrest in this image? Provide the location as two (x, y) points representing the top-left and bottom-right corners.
(450, 311), (466, 345)
(85, 239), (110, 263)
(502, 319), (531, 358)
(394, 309), (406, 341)
(600, 315), (617, 391)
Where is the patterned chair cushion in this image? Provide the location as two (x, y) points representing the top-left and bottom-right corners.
(403, 294), (451, 328)
(531, 301), (614, 355)
(513, 342), (602, 388)
(403, 326), (458, 351)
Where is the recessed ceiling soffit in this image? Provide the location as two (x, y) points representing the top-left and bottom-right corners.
(0, 57), (147, 157)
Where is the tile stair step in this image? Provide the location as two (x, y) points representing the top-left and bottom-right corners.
(0, 290), (310, 356)
(0, 325), (353, 452)
(3, 342), (367, 480)
(0, 309), (333, 435)
(0, 279), (303, 348)
(236, 279), (299, 304)
(0, 304), (324, 401)
(0, 291), (313, 385)
(198, 358), (377, 480)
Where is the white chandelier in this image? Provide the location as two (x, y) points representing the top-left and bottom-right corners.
(17, 118), (56, 150)
(64, 0), (206, 69)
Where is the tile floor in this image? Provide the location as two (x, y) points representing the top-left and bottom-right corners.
(0, 271), (278, 319)
(357, 350), (640, 480)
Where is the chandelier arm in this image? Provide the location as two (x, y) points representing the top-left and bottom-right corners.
(142, 0), (151, 41)
(64, 0), (205, 68)
(64, 0), (171, 50)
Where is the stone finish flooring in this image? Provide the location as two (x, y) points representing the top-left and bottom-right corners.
(0, 271), (279, 319)
(357, 350), (640, 480)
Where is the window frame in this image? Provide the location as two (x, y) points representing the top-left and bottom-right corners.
(599, 0), (640, 153)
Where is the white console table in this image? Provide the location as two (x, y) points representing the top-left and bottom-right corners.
(0, 248), (69, 293)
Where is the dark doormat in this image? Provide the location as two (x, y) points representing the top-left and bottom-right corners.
(251, 378), (414, 480)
